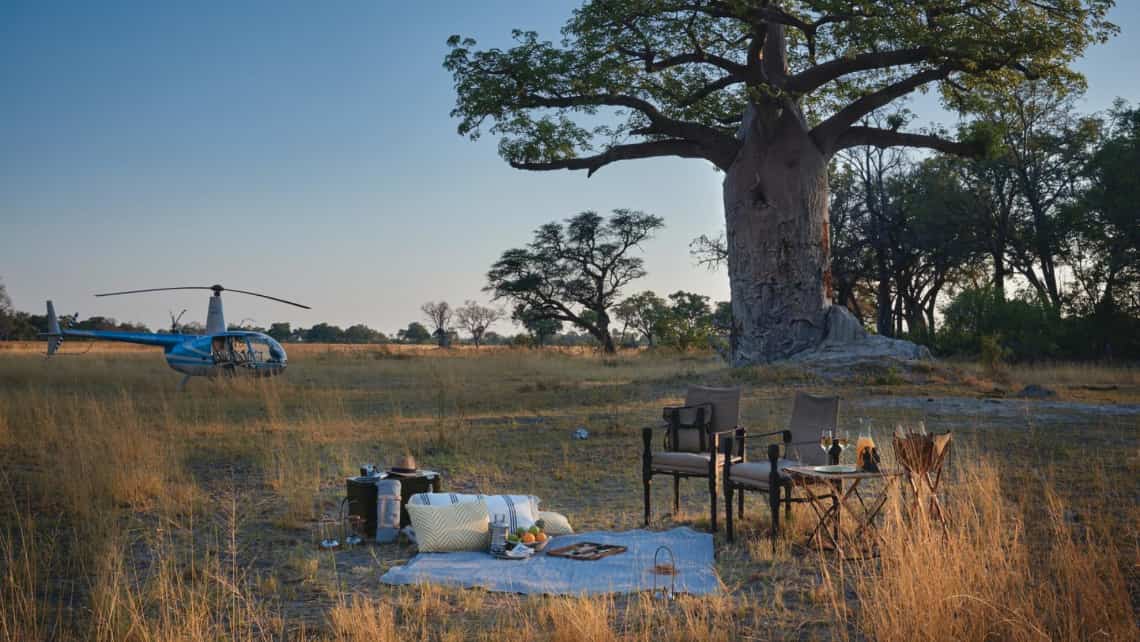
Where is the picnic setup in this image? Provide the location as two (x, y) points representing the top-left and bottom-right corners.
(324, 385), (953, 598)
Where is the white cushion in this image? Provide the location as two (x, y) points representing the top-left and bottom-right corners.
(651, 451), (727, 475)
(406, 502), (490, 552)
(408, 493), (539, 532)
(537, 510), (573, 536)
(728, 460), (798, 487)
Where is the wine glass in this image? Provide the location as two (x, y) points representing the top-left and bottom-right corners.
(834, 428), (850, 465)
(836, 428), (850, 451)
(819, 429), (832, 457)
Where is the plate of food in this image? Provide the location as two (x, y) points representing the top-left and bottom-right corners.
(812, 464), (857, 474)
(506, 521), (550, 552)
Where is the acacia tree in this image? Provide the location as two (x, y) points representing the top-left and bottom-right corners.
(446, 0), (1115, 364)
(487, 210), (663, 353)
(420, 301), (453, 347)
(456, 300), (504, 347)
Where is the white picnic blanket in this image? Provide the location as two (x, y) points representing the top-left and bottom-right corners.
(380, 527), (721, 596)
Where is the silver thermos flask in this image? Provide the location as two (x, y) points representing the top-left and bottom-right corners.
(375, 479), (401, 543)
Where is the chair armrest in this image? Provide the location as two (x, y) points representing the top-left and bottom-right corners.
(749, 429), (791, 443)
(644, 423), (671, 451)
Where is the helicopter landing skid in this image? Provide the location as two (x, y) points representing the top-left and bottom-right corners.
(177, 374), (192, 391)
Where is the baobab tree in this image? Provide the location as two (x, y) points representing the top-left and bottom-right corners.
(446, 0), (1115, 364)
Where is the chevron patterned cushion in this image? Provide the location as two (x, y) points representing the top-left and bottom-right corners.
(406, 501), (491, 553)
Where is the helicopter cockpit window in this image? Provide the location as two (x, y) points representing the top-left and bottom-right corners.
(248, 336), (285, 364)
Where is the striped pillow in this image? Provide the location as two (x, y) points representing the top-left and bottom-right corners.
(407, 493), (539, 532)
(406, 501), (490, 553)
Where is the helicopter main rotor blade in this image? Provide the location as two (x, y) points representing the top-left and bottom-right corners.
(95, 287), (214, 297)
(224, 288), (311, 309)
(94, 286), (310, 309)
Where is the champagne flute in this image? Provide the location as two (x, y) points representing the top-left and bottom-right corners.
(819, 429), (832, 457)
(836, 428), (850, 451)
(835, 428), (850, 465)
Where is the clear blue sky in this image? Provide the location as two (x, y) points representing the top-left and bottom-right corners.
(2, 1), (1137, 335)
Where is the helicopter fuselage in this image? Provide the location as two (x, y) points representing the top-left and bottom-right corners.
(42, 287), (305, 386)
(57, 329), (288, 378)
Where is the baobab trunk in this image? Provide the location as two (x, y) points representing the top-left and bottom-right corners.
(724, 108), (832, 365)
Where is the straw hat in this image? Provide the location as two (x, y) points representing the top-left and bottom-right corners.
(387, 454), (419, 476)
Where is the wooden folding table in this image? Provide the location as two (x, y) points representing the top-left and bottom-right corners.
(783, 466), (903, 558)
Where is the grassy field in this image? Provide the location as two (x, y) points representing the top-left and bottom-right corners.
(0, 342), (1137, 640)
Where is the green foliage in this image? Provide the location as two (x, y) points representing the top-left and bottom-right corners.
(613, 291), (668, 347)
(1068, 102), (1140, 319)
(979, 333), (1010, 376)
(303, 323), (343, 344)
(343, 324), (387, 344)
(487, 209), (663, 353)
(446, 1), (1116, 174)
(397, 322), (432, 344)
(267, 322), (292, 342)
(937, 286), (1062, 361)
(657, 291), (714, 351)
(512, 306), (562, 347)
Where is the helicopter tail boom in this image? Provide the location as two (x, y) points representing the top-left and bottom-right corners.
(41, 300), (64, 355)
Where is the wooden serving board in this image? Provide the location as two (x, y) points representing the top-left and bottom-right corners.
(545, 541), (627, 561)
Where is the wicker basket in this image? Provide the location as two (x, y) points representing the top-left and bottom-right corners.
(524, 537), (550, 552)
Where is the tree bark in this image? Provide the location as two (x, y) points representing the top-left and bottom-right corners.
(724, 107), (832, 364)
(875, 249), (893, 337)
(992, 248), (1006, 300)
(590, 311), (617, 354)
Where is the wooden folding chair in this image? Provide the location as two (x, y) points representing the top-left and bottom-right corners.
(642, 385), (744, 533)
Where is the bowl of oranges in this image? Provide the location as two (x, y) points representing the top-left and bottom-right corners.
(507, 520), (550, 551)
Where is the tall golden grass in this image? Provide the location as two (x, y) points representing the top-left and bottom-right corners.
(0, 345), (1135, 640)
(830, 461), (1134, 641)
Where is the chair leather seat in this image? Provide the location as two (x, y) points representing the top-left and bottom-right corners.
(651, 451), (741, 476)
(727, 459), (799, 487)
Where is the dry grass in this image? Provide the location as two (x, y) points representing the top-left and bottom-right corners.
(0, 343), (1136, 640)
(836, 460), (1134, 641)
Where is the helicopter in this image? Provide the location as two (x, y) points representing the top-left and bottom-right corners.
(41, 285), (310, 388)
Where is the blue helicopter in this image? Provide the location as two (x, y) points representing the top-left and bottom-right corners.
(42, 285), (309, 388)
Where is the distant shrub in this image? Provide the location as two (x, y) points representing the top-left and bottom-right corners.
(936, 286), (1062, 361)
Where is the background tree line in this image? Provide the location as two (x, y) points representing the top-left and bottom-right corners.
(4, 84), (1134, 361)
